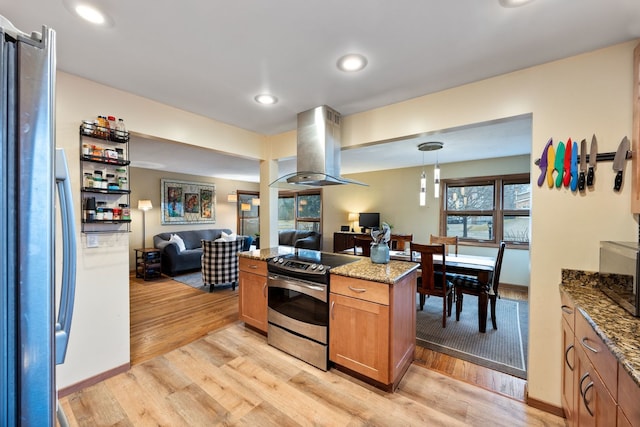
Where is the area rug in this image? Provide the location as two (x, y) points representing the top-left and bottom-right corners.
(172, 271), (235, 292)
(416, 294), (528, 379)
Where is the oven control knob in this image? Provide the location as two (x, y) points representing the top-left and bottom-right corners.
(310, 264), (318, 270)
(272, 257), (279, 263)
(278, 258), (284, 264)
(317, 265), (325, 271)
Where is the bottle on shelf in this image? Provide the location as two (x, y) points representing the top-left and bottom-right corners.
(115, 118), (127, 141)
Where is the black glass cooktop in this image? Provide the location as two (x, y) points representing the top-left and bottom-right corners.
(282, 249), (360, 268)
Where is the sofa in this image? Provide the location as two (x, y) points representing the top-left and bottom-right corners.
(153, 229), (251, 276)
(278, 230), (321, 250)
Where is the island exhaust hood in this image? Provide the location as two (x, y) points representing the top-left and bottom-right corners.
(269, 105), (367, 188)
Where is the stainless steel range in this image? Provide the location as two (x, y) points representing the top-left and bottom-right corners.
(267, 249), (359, 370)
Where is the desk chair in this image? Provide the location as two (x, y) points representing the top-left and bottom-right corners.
(410, 242), (453, 328)
(390, 234), (413, 251)
(353, 236), (372, 257)
(429, 234), (459, 256)
(451, 242), (506, 332)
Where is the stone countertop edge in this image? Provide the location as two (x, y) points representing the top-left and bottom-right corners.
(561, 268), (640, 387)
(330, 258), (419, 285)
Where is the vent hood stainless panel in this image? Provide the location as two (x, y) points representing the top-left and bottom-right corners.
(270, 106), (367, 188)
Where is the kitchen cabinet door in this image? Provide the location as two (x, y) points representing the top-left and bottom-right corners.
(562, 317), (576, 424)
(239, 259), (268, 333)
(576, 346), (617, 427)
(329, 292), (389, 383)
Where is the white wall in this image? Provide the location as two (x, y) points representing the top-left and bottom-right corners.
(55, 73), (264, 389)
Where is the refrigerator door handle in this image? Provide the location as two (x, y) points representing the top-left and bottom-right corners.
(54, 148), (77, 365)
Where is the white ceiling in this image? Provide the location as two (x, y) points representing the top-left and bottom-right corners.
(3, 1), (639, 181)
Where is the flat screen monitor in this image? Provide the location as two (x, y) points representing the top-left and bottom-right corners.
(359, 212), (380, 230)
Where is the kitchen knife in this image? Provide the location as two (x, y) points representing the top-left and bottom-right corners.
(563, 138), (572, 187)
(554, 141), (565, 188)
(546, 144), (555, 188)
(613, 136), (630, 192)
(570, 140), (579, 192)
(587, 134), (597, 187)
(578, 138), (587, 191)
(537, 138), (552, 187)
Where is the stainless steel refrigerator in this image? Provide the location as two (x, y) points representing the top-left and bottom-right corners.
(0, 16), (77, 426)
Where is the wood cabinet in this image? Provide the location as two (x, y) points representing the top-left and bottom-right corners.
(238, 258), (268, 333)
(561, 289), (640, 426)
(329, 271), (416, 390)
(333, 232), (366, 253)
(574, 344), (617, 427)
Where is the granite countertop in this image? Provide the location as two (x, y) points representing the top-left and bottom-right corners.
(331, 258), (418, 285)
(561, 269), (640, 386)
(238, 247), (418, 285)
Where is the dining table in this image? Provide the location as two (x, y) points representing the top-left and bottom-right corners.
(388, 250), (495, 284)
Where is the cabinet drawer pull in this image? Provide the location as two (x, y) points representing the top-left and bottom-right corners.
(348, 286), (367, 293)
(249, 264), (258, 269)
(580, 337), (599, 353)
(579, 372), (591, 398)
(564, 344), (574, 371)
(561, 305), (573, 315)
(262, 282), (267, 298)
(582, 382), (594, 417)
(330, 301), (335, 319)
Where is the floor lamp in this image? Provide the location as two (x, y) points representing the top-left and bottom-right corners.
(138, 199), (152, 249)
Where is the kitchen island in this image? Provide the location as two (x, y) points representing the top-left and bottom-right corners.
(560, 269), (640, 426)
(238, 248), (418, 392)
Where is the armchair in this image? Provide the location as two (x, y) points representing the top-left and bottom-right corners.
(201, 239), (244, 292)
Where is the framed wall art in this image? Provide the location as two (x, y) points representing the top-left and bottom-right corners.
(161, 178), (216, 225)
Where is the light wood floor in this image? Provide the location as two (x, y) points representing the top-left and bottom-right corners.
(58, 275), (554, 426)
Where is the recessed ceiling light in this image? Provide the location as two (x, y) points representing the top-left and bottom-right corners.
(62, 1), (114, 26)
(254, 94), (278, 105)
(75, 4), (106, 24)
(498, 0), (536, 7)
(337, 53), (368, 72)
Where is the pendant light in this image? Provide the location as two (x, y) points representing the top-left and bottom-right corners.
(434, 151), (441, 199)
(418, 142), (444, 206)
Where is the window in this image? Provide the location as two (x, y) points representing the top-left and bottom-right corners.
(441, 173), (530, 247)
(237, 191), (259, 237)
(278, 190), (322, 232)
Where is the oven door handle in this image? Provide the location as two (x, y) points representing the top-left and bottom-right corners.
(268, 274), (325, 292)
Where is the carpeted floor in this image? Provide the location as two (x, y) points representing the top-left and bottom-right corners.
(172, 271), (235, 292)
(416, 294), (528, 379)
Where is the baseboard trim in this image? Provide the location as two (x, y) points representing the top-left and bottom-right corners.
(500, 283), (528, 294)
(58, 363), (130, 398)
(525, 384), (566, 418)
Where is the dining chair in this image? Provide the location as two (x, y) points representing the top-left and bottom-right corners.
(353, 235), (372, 256)
(451, 241), (506, 332)
(390, 234), (413, 251)
(429, 234), (459, 255)
(410, 242), (453, 328)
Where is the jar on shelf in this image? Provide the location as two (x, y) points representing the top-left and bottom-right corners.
(112, 206), (122, 220)
(82, 120), (95, 136)
(118, 176), (128, 190)
(120, 204), (130, 220)
(115, 118), (127, 141)
(83, 173), (93, 189)
(82, 143), (90, 156)
(115, 148), (124, 160)
(96, 202), (105, 220)
(103, 208), (113, 221)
